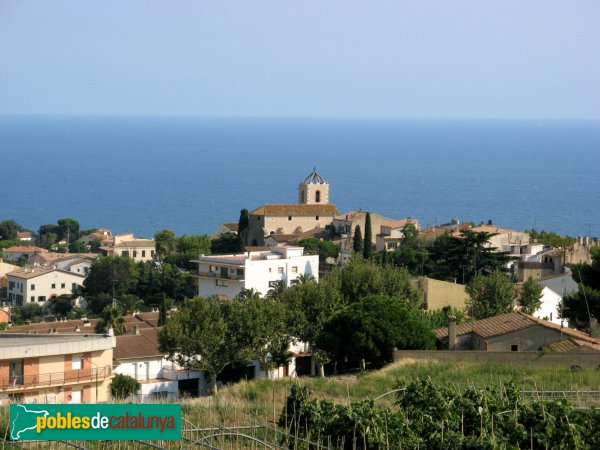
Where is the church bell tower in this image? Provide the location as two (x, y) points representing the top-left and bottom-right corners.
(299, 167), (329, 205)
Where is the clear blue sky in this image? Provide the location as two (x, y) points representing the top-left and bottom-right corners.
(1, 1), (598, 118)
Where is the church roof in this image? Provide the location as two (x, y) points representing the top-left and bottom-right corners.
(303, 168), (327, 184)
(250, 204), (338, 216)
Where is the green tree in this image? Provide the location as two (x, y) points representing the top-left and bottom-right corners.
(429, 231), (511, 284)
(234, 297), (290, 378)
(283, 273), (345, 377)
(57, 218), (80, 243)
(519, 277), (543, 315)
(167, 234), (212, 270)
(266, 279), (287, 299)
(154, 229), (177, 260)
(211, 232), (241, 254)
(117, 294), (143, 315)
(352, 225), (363, 254)
(294, 237), (340, 265)
(401, 222), (419, 245)
(318, 295), (435, 369)
(340, 256), (420, 307)
(82, 256), (138, 302)
(0, 220), (22, 240)
(38, 223), (59, 249)
(159, 297), (250, 394)
(68, 240), (88, 253)
(363, 212), (372, 259)
(11, 304), (48, 324)
(562, 247), (600, 330)
(237, 209), (250, 248)
(529, 228), (576, 248)
(95, 306), (126, 335)
(50, 295), (73, 316)
(465, 271), (515, 320)
(110, 374), (140, 399)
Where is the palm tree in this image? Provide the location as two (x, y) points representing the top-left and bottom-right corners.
(236, 288), (261, 301)
(295, 274), (316, 286)
(95, 306), (126, 335)
(117, 294), (143, 315)
(267, 279), (287, 299)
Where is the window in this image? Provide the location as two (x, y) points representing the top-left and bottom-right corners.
(511, 344), (519, 352)
(61, 283), (65, 289)
(72, 283), (77, 290)
(9, 360), (24, 386)
(121, 250), (129, 257)
(133, 250), (137, 257)
(288, 216), (292, 221)
(51, 284), (56, 289)
(151, 250), (155, 257)
(315, 190), (321, 203)
(316, 216), (319, 220)
(268, 268), (272, 273)
(277, 267), (284, 274)
(291, 266), (298, 273)
(142, 250), (146, 257)
(30, 296), (35, 302)
(38, 296), (46, 302)
(31, 284), (35, 291)
(71, 355), (82, 370)
(216, 279), (228, 287)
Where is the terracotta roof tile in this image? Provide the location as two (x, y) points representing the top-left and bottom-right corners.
(435, 312), (600, 346)
(251, 204), (338, 216)
(3, 246), (47, 253)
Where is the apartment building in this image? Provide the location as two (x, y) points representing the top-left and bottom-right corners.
(6, 266), (85, 306)
(0, 333), (116, 405)
(193, 246), (319, 300)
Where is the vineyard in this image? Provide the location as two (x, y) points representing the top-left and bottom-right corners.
(3, 359), (600, 449)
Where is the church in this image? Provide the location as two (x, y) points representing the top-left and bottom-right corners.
(246, 169), (339, 246)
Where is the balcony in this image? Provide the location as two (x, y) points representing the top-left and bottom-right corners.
(194, 271), (244, 281)
(0, 366), (112, 392)
(161, 365), (202, 381)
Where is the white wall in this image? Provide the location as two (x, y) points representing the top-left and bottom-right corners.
(532, 287), (568, 326)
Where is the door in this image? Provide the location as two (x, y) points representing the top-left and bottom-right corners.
(9, 360), (23, 386)
(70, 390), (82, 404)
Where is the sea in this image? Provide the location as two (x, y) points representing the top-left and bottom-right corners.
(0, 115), (599, 238)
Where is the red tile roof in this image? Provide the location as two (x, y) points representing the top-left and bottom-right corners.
(3, 246), (47, 253)
(251, 204), (339, 216)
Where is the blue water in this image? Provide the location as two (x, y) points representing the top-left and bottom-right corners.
(0, 116), (598, 238)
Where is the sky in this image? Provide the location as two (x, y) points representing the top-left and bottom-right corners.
(0, 1), (598, 119)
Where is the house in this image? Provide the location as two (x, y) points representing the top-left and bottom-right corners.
(1, 246), (48, 264)
(214, 222), (239, 238)
(113, 326), (204, 400)
(375, 219), (420, 252)
(0, 259), (19, 299)
(99, 233), (156, 262)
(468, 224), (529, 249)
(6, 266), (85, 306)
(332, 210), (395, 249)
(193, 246), (319, 300)
(0, 333), (116, 404)
(246, 169), (339, 246)
(264, 227), (330, 247)
(517, 248), (564, 282)
(79, 228), (112, 246)
(435, 311), (600, 352)
(412, 276), (468, 311)
(29, 252), (98, 272)
(16, 232), (32, 242)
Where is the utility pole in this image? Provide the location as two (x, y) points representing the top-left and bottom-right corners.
(585, 223), (599, 237)
(417, 251), (432, 277)
(460, 264), (473, 285)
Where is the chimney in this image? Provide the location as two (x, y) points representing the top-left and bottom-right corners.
(448, 316), (457, 350)
(590, 317), (598, 338)
(133, 325), (140, 335)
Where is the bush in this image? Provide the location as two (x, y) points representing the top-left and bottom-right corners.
(110, 374), (140, 399)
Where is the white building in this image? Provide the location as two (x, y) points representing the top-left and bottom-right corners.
(193, 246), (319, 300)
(6, 266), (85, 306)
(113, 327), (204, 401)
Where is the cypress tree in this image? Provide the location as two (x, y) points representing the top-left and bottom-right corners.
(237, 209), (249, 250)
(363, 212), (372, 259)
(353, 225), (363, 254)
